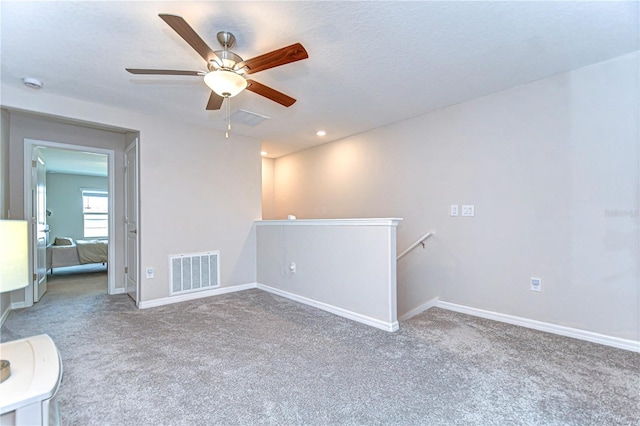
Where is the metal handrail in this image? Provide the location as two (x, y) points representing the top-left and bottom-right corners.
(397, 232), (434, 261)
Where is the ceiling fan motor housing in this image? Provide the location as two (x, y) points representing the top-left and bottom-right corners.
(209, 50), (244, 71)
(216, 31), (236, 49)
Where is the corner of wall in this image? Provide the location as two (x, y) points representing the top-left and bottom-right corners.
(1, 108), (10, 218)
(0, 109), (11, 323)
(0, 293), (10, 327)
(261, 157), (276, 219)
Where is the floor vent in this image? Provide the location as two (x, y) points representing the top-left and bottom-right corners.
(169, 251), (220, 295)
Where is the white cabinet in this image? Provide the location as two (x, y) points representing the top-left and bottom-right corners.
(0, 334), (62, 426)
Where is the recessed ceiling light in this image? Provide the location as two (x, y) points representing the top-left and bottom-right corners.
(316, 130), (326, 137)
(22, 77), (43, 89)
(260, 151), (268, 156)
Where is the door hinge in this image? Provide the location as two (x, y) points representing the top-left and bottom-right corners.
(32, 160), (37, 167)
(125, 266), (128, 274)
(33, 273), (37, 281)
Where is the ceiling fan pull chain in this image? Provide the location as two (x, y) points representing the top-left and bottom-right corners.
(226, 97), (231, 139)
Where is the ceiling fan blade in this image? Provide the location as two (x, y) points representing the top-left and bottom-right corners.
(126, 68), (202, 76)
(206, 92), (224, 110)
(159, 14), (221, 64)
(237, 43), (308, 75)
(246, 79), (296, 107)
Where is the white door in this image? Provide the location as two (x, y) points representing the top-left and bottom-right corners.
(125, 141), (139, 303)
(32, 151), (47, 302)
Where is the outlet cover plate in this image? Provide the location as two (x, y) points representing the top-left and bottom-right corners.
(531, 277), (541, 292)
(462, 205), (475, 216)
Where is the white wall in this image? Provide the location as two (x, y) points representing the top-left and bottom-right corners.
(256, 219), (400, 330)
(1, 85), (262, 304)
(0, 109), (10, 321)
(0, 109), (8, 217)
(137, 120), (260, 301)
(46, 173), (108, 241)
(268, 52), (639, 341)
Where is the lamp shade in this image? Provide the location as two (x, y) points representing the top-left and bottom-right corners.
(204, 70), (248, 98)
(0, 220), (30, 293)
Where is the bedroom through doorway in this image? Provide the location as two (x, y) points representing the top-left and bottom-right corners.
(24, 140), (116, 305)
(45, 148), (109, 282)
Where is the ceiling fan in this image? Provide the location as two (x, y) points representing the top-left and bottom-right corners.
(126, 14), (308, 111)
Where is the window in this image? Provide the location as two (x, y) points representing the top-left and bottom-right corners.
(82, 190), (108, 238)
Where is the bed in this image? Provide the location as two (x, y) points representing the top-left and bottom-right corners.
(47, 238), (108, 273)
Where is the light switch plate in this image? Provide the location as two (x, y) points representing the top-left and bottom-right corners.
(450, 205), (459, 216)
(461, 205), (475, 217)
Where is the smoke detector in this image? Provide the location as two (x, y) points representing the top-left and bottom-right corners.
(22, 77), (43, 89)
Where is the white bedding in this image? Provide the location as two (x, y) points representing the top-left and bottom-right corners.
(77, 240), (108, 264)
(47, 240), (108, 272)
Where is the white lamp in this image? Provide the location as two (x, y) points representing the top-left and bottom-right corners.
(0, 220), (30, 383)
(204, 69), (248, 98)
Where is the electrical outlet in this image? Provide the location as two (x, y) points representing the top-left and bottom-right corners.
(146, 268), (154, 279)
(461, 205), (475, 217)
(450, 205), (459, 216)
(531, 277), (541, 292)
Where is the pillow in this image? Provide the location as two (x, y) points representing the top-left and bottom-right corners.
(54, 237), (73, 246)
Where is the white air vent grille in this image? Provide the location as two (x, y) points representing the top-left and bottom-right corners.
(228, 109), (270, 127)
(169, 251), (220, 295)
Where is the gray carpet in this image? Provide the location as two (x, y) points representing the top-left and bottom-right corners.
(1, 272), (638, 425)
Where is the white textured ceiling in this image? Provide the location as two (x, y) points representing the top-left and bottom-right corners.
(1, 1), (638, 158)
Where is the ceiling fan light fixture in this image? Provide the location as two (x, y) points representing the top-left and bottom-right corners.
(128, 15), (307, 113)
(204, 70), (248, 97)
(234, 66), (248, 75)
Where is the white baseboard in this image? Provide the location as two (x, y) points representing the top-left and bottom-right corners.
(0, 306), (11, 327)
(110, 288), (125, 295)
(437, 301), (640, 353)
(398, 297), (439, 321)
(10, 301), (28, 310)
(138, 283), (257, 309)
(257, 283), (399, 332)
(2, 301), (29, 326)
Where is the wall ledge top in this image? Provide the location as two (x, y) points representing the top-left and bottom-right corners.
(255, 218), (403, 227)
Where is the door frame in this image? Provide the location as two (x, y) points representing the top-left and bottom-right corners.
(23, 138), (117, 304)
(32, 152), (47, 303)
(124, 139), (139, 305)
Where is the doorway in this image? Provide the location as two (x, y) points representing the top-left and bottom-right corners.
(24, 139), (117, 304)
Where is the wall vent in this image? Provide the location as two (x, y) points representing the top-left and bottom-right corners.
(228, 109), (270, 127)
(169, 251), (220, 295)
